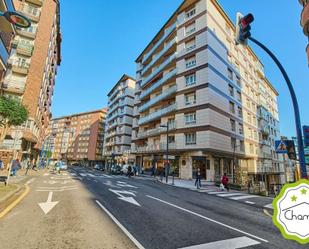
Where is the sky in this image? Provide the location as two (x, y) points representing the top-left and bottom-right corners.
(52, 0), (309, 138)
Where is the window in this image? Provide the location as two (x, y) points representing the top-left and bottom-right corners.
(185, 92), (196, 105)
(185, 133), (196, 145)
(228, 84), (234, 97)
(239, 123), (243, 134)
(236, 91), (241, 102)
(238, 106), (243, 117)
(185, 22), (196, 35)
(185, 73), (196, 86)
(185, 39), (196, 51)
(185, 8), (196, 19)
(228, 68), (233, 80)
(229, 101), (235, 113)
(231, 138), (236, 149)
(185, 113), (196, 124)
(168, 136), (175, 143)
(247, 112), (252, 123)
(250, 144), (254, 154)
(246, 98), (251, 108)
(185, 56), (196, 68)
(230, 119), (236, 131)
(240, 140), (245, 151)
(252, 103), (256, 112)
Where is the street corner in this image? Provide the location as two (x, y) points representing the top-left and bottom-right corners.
(273, 179), (309, 244)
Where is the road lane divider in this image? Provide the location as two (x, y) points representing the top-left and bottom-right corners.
(95, 200), (145, 249)
(146, 195), (268, 243)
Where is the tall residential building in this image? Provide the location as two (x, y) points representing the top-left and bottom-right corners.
(103, 75), (135, 165)
(298, 0), (309, 64)
(132, 0), (283, 190)
(0, 0), (61, 165)
(46, 109), (107, 166)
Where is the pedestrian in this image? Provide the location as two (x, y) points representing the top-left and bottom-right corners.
(194, 167), (202, 189)
(133, 165), (137, 176)
(221, 173), (229, 192)
(25, 159), (30, 175)
(127, 165), (132, 178)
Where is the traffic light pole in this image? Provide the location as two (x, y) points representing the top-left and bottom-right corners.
(249, 37), (308, 179)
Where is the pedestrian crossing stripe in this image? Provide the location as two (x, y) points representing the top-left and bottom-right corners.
(229, 195), (258, 200)
(216, 193), (244, 197)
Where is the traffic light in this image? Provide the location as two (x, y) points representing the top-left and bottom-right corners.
(235, 13), (254, 45)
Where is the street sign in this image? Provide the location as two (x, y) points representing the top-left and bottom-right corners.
(303, 126), (309, 147)
(2, 11), (31, 28)
(275, 140), (288, 154)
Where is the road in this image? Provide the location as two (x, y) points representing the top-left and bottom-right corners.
(0, 166), (304, 249)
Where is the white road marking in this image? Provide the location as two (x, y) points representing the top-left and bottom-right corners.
(38, 192), (59, 215)
(43, 173), (49, 176)
(264, 203), (274, 209)
(178, 236), (260, 249)
(146, 195), (268, 243)
(37, 185), (77, 190)
(197, 189), (210, 192)
(102, 174), (113, 178)
(36, 188), (77, 192)
(207, 191), (226, 195)
(109, 189), (141, 206)
(216, 193), (244, 197)
(70, 172), (76, 176)
(96, 200), (145, 249)
(229, 195), (259, 200)
(26, 178), (35, 185)
(80, 173), (87, 177)
(245, 201), (255, 205)
(94, 179), (98, 183)
(116, 181), (138, 189)
(87, 173), (95, 177)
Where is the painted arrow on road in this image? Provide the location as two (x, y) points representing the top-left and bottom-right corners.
(38, 192), (59, 214)
(109, 189), (141, 207)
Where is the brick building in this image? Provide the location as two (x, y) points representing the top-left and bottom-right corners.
(0, 0), (61, 166)
(46, 109), (107, 167)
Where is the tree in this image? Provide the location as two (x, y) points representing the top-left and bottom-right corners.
(0, 96), (28, 144)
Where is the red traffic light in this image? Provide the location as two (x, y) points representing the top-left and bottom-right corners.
(240, 13), (254, 28)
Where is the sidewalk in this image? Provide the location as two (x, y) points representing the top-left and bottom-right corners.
(142, 175), (275, 212)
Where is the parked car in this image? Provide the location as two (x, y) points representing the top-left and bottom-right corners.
(94, 164), (104, 171)
(111, 165), (122, 174)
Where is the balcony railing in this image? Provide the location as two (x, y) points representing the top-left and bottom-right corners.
(142, 22), (176, 63)
(139, 85), (177, 112)
(138, 121), (176, 139)
(138, 103), (176, 125)
(141, 53), (177, 88)
(16, 27), (37, 39)
(21, 3), (41, 22)
(140, 68), (177, 100)
(132, 142), (176, 153)
(16, 43), (34, 56)
(142, 37), (177, 76)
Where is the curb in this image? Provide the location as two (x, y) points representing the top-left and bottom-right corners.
(0, 184), (30, 219)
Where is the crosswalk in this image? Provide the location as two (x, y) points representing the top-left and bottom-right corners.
(70, 171), (126, 180)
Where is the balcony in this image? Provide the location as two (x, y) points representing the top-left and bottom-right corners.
(255, 61), (264, 77)
(140, 68), (177, 100)
(20, 4), (41, 22)
(301, 2), (309, 36)
(142, 22), (176, 63)
(138, 103), (176, 125)
(16, 43), (34, 57)
(132, 142), (176, 153)
(138, 121), (176, 139)
(16, 27), (37, 39)
(139, 85), (177, 112)
(26, 0), (43, 6)
(142, 37), (177, 76)
(141, 53), (177, 88)
(2, 80), (25, 94)
(8, 59), (30, 74)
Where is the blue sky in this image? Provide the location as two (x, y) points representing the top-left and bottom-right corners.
(53, 0), (308, 138)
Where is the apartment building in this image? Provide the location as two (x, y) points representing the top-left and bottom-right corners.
(103, 75), (135, 165)
(298, 0), (309, 64)
(132, 0), (283, 190)
(0, 0), (61, 165)
(46, 109), (107, 166)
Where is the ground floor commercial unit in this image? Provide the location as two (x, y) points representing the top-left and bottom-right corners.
(133, 149), (285, 191)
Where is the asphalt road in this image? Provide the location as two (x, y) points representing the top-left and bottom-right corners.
(0, 166), (305, 249)
(69, 167), (304, 249)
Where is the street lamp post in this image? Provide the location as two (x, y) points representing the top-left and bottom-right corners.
(160, 123), (174, 185)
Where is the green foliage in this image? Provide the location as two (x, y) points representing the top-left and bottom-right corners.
(0, 96), (28, 127)
(46, 150), (52, 158)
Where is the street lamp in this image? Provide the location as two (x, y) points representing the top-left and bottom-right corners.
(0, 11), (31, 28)
(160, 123), (174, 185)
